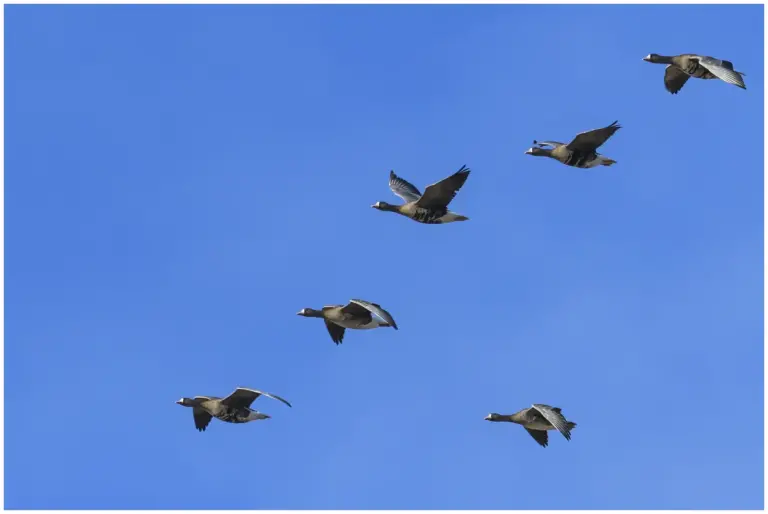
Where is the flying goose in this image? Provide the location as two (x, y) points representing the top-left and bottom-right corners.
(643, 53), (746, 94)
(372, 165), (471, 224)
(485, 404), (576, 448)
(176, 387), (292, 432)
(525, 121), (621, 168)
(297, 298), (398, 345)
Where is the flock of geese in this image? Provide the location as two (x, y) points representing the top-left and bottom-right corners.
(176, 52), (747, 448)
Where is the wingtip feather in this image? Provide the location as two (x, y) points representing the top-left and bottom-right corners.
(456, 164), (471, 174)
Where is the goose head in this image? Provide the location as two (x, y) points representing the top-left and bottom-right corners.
(524, 146), (550, 157)
(297, 307), (323, 318)
(372, 201), (398, 212)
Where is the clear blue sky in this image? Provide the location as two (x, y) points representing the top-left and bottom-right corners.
(5, 4), (764, 509)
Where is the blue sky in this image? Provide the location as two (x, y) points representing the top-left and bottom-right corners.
(5, 4), (763, 509)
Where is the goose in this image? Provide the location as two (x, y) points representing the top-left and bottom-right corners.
(372, 165), (471, 224)
(525, 121), (620, 168)
(643, 53), (746, 94)
(176, 387), (292, 432)
(485, 404), (576, 448)
(297, 298), (398, 345)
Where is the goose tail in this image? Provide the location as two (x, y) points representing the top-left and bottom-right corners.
(601, 158), (617, 166)
(567, 421), (577, 431)
(441, 212), (469, 223)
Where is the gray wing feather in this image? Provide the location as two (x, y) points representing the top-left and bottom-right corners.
(220, 388), (258, 408)
(250, 389), (292, 408)
(222, 387), (292, 409)
(416, 165), (471, 210)
(349, 299), (398, 329)
(664, 65), (690, 94)
(696, 56), (747, 89)
(193, 407), (213, 431)
(324, 319), (346, 344)
(567, 121), (621, 152)
(533, 140), (566, 148)
(525, 428), (549, 447)
(389, 171), (422, 203)
(532, 404), (573, 441)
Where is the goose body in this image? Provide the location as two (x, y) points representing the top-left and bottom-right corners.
(372, 165), (471, 224)
(525, 121), (620, 169)
(643, 53), (746, 94)
(485, 404), (576, 448)
(176, 387), (292, 432)
(297, 299), (398, 345)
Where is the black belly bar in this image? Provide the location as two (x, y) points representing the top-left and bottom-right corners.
(218, 409), (249, 423)
(413, 208), (445, 224)
(565, 152), (592, 168)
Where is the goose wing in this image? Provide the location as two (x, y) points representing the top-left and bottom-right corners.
(389, 171), (422, 203)
(347, 299), (398, 329)
(567, 121), (621, 152)
(324, 319), (346, 344)
(191, 396), (217, 432)
(664, 65), (690, 94)
(695, 56), (746, 89)
(533, 140), (566, 148)
(193, 407), (213, 431)
(416, 165), (471, 210)
(339, 301), (371, 317)
(532, 404), (573, 441)
(525, 428), (549, 447)
(222, 387), (292, 409)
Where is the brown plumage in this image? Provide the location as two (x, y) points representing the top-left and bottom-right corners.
(525, 121), (621, 168)
(643, 53), (746, 94)
(485, 404), (577, 448)
(176, 387), (292, 432)
(297, 299), (398, 345)
(372, 165), (471, 224)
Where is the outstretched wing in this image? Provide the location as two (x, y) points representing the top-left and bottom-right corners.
(221, 387), (292, 409)
(348, 299), (399, 329)
(416, 165), (471, 210)
(193, 407), (213, 431)
(256, 390), (292, 407)
(532, 404), (573, 441)
(525, 428), (549, 447)
(696, 56), (746, 89)
(324, 320), (346, 344)
(664, 65), (690, 94)
(339, 301), (370, 317)
(533, 140), (566, 148)
(389, 171), (422, 203)
(567, 121), (621, 152)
